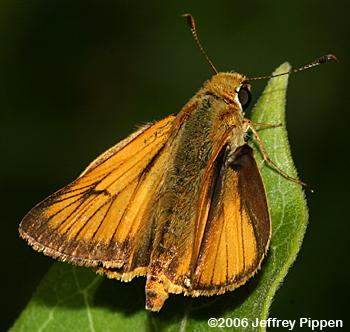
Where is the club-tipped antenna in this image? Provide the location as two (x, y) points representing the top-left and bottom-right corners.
(247, 54), (337, 82)
(182, 13), (218, 74)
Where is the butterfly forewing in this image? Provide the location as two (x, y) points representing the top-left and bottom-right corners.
(19, 115), (176, 273)
(189, 145), (271, 294)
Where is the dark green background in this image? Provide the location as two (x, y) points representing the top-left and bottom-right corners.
(2, 1), (349, 330)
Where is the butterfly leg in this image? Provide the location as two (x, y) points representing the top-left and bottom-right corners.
(248, 120), (282, 129)
(244, 119), (307, 187)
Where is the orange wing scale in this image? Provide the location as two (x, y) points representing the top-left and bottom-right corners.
(19, 115), (176, 276)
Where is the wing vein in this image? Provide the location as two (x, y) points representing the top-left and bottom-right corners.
(72, 198), (113, 242)
(239, 199), (246, 272)
(210, 205), (226, 285)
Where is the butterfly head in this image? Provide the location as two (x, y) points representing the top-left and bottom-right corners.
(203, 72), (252, 110)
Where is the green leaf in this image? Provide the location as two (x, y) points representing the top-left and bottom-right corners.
(248, 62), (309, 329)
(11, 63), (308, 332)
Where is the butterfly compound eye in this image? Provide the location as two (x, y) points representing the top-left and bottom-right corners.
(238, 86), (251, 110)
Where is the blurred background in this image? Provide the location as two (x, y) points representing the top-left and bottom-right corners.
(1, 0), (349, 330)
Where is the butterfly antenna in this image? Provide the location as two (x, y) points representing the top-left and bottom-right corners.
(247, 54), (337, 81)
(182, 13), (218, 74)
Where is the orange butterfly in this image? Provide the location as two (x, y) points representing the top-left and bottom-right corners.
(19, 14), (336, 311)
